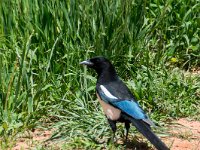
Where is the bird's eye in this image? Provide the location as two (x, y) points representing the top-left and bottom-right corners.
(95, 59), (100, 63)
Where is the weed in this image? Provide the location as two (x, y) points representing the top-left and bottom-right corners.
(0, 0), (199, 149)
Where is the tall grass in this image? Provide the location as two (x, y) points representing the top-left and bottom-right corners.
(0, 0), (199, 149)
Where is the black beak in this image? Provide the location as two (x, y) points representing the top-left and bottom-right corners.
(80, 60), (94, 66)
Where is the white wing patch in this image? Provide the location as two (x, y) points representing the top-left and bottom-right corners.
(100, 85), (118, 99)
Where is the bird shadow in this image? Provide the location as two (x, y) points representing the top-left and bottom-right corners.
(124, 139), (153, 150)
(94, 136), (153, 149)
(113, 138), (153, 150)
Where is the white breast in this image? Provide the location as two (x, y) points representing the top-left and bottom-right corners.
(96, 93), (121, 120)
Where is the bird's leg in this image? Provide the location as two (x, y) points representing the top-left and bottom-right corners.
(125, 121), (130, 142)
(107, 119), (117, 142)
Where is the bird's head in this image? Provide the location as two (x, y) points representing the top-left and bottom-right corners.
(80, 56), (115, 75)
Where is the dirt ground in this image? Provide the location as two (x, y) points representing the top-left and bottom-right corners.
(162, 118), (200, 150)
(12, 118), (200, 150)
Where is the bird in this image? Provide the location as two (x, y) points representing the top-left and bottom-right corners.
(80, 56), (169, 150)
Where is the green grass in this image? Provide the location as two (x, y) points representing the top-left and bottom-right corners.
(0, 0), (199, 149)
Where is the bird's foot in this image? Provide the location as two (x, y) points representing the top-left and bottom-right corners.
(124, 138), (129, 145)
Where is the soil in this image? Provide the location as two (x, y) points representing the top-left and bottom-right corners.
(12, 129), (53, 150)
(162, 118), (200, 150)
(12, 118), (200, 150)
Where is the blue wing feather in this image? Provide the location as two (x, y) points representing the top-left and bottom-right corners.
(113, 100), (147, 119)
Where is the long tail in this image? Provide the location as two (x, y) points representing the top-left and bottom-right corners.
(122, 114), (169, 150)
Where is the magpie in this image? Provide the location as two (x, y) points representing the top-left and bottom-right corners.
(80, 56), (169, 150)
